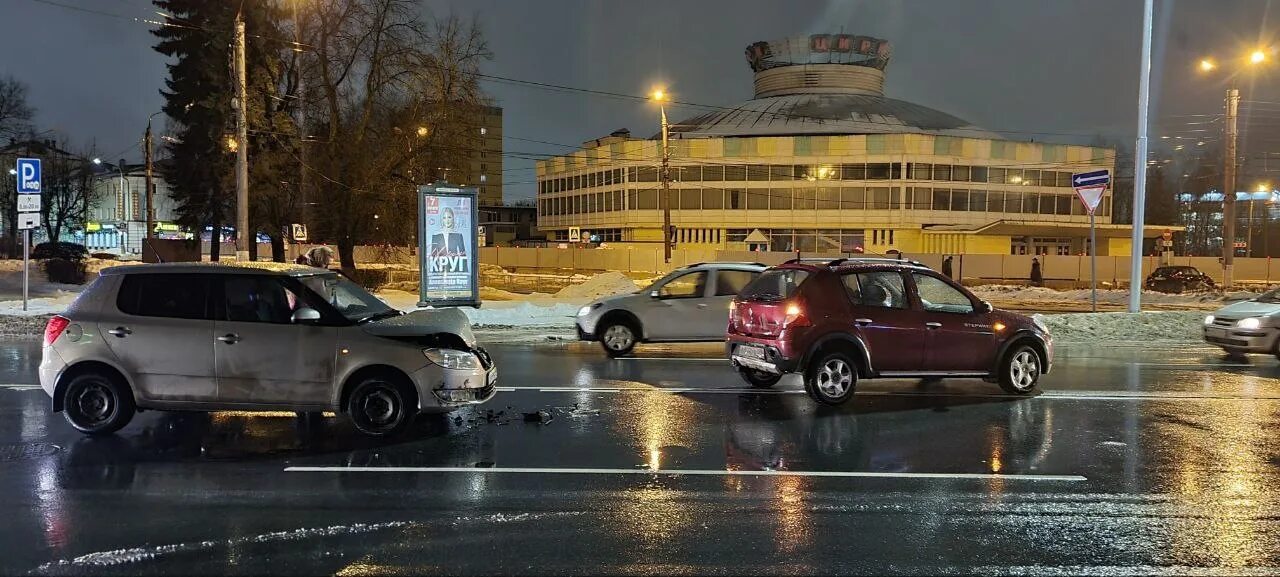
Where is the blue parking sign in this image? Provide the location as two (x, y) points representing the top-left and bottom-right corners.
(16, 158), (40, 194)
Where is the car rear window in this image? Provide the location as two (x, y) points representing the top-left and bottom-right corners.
(739, 269), (809, 302)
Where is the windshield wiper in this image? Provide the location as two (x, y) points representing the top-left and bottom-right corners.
(752, 292), (784, 302)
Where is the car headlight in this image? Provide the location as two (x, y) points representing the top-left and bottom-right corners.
(1204, 315), (1215, 326)
(423, 348), (481, 370)
(577, 303), (602, 317)
(1236, 317), (1262, 330)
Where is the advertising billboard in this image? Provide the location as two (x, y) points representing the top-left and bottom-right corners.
(418, 184), (480, 307)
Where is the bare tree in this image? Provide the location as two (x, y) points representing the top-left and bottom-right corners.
(304, 1), (491, 270)
(0, 75), (34, 139)
(41, 146), (97, 242)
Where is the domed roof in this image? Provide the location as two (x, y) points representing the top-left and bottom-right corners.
(670, 92), (997, 140)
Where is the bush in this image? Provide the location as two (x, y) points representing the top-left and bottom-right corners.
(44, 258), (87, 284)
(31, 242), (88, 261)
(90, 252), (120, 260)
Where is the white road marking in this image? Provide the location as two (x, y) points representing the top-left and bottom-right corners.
(493, 385), (1280, 401)
(1133, 363), (1254, 368)
(0, 383), (40, 391)
(284, 465), (1086, 482)
(613, 357), (725, 362)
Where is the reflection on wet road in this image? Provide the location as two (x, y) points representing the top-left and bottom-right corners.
(2, 341), (1280, 574)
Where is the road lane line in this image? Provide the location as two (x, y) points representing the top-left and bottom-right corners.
(1133, 363), (1254, 368)
(0, 383), (40, 391)
(493, 385), (1280, 401)
(284, 465), (1086, 482)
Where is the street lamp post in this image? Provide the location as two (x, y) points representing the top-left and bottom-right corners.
(651, 89), (672, 263)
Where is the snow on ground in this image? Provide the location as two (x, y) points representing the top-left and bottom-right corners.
(1034, 311), (1206, 343)
(970, 284), (1256, 306)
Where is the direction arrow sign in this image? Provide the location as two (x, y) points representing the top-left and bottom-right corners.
(16, 194), (40, 213)
(16, 158), (41, 194)
(17, 213), (38, 230)
(1074, 184), (1106, 214)
(1071, 169), (1110, 188)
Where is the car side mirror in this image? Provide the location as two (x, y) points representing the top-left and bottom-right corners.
(291, 307), (321, 324)
(981, 301), (993, 313)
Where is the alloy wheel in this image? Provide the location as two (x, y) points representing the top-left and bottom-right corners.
(817, 358), (853, 398)
(1009, 350), (1040, 391)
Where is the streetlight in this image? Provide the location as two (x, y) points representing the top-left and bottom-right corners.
(1197, 47), (1271, 284)
(92, 158), (102, 165)
(650, 88), (671, 263)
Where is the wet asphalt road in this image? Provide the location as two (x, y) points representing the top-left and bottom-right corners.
(3, 340), (1280, 575)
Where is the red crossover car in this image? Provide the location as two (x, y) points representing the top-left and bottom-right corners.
(725, 258), (1052, 405)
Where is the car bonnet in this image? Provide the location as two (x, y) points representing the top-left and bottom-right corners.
(360, 307), (476, 346)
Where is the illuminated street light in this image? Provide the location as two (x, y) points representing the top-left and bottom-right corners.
(416, 126), (429, 138)
(1252, 50), (1267, 64)
(1259, 183), (1271, 193)
(225, 136), (239, 153)
(92, 158), (102, 165)
(650, 89), (667, 102)
(1200, 58), (1217, 72)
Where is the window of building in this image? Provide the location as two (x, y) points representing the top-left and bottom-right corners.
(680, 166), (701, 182)
(1020, 193), (1037, 214)
(794, 187), (816, 210)
(636, 189), (658, 210)
(932, 188), (951, 211)
(1055, 171), (1072, 188)
(971, 166), (989, 183)
(571, 195), (582, 214)
(680, 189), (701, 210)
(969, 191), (987, 212)
(636, 167), (657, 182)
(702, 165), (724, 182)
(952, 165), (971, 182)
(724, 165), (747, 181)
(747, 165), (770, 181)
(841, 187), (865, 209)
(816, 187), (839, 210)
(869, 187), (891, 209)
(950, 189), (969, 211)
(1038, 194), (1056, 215)
(595, 192), (605, 213)
(1006, 169), (1024, 185)
(866, 163), (893, 180)
(841, 163), (866, 180)
(703, 189), (724, 209)
(728, 189), (745, 209)
(988, 167), (1006, 184)
(1055, 195), (1072, 215)
(747, 188), (769, 209)
(772, 165), (795, 181)
(1003, 191), (1022, 213)
(911, 163), (932, 180)
(912, 187), (932, 210)
(771, 188), (793, 210)
(933, 164), (952, 181)
(1023, 169), (1040, 187)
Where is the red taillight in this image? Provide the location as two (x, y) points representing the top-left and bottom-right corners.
(783, 300), (811, 328)
(44, 315), (70, 347)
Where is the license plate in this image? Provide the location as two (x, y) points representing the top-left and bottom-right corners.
(736, 344), (765, 360)
(1205, 327), (1227, 339)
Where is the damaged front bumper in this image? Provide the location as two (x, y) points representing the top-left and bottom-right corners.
(412, 347), (499, 412)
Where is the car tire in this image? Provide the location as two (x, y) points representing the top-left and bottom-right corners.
(346, 376), (414, 437)
(739, 368), (781, 388)
(61, 371), (135, 435)
(998, 344), (1042, 395)
(803, 352), (857, 406)
(599, 321), (638, 357)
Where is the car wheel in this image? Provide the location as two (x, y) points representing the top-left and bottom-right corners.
(738, 368), (781, 388)
(599, 322), (637, 357)
(61, 371), (135, 435)
(346, 376), (414, 437)
(998, 345), (1042, 395)
(804, 352), (857, 406)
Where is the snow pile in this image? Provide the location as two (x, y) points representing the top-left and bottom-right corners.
(553, 271), (639, 300)
(0, 292), (79, 317)
(971, 284), (1246, 306)
(1035, 311), (1205, 343)
(463, 302), (582, 327)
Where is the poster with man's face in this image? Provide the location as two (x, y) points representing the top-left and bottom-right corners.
(422, 193), (474, 301)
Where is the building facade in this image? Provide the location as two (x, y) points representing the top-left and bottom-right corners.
(536, 34), (1159, 256)
(453, 105), (503, 206)
(85, 161), (182, 255)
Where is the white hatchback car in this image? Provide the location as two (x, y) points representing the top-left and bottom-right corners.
(40, 262), (497, 437)
(1203, 288), (1280, 359)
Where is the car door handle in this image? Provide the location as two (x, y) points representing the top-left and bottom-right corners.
(854, 318), (873, 326)
(217, 333), (242, 344)
(925, 322), (943, 329)
(107, 326), (132, 338)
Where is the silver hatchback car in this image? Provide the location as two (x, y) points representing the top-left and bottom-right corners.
(575, 262), (766, 356)
(40, 262), (497, 437)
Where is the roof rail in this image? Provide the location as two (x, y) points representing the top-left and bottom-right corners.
(784, 256), (930, 268)
(685, 261), (766, 268)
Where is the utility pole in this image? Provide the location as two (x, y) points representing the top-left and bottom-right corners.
(292, 0), (308, 236)
(660, 104), (672, 263)
(1224, 87), (1240, 288)
(1128, 0), (1153, 312)
(233, 13), (250, 262)
(144, 119), (154, 241)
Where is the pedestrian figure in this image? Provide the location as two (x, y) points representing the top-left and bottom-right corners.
(1030, 257), (1044, 287)
(304, 246), (335, 269)
(942, 255), (954, 279)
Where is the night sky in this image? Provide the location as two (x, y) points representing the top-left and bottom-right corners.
(3, 0), (1280, 200)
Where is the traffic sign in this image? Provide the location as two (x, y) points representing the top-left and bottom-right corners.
(290, 223), (308, 242)
(17, 194), (40, 213)
(1071, 169), (1110, 188)
(568, 226), (580, 243)
(15, 158), (40, 194)
(1074, 184), (1106, 214)
(17, 213), (38, 230)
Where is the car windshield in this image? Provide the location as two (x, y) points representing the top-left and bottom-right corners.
(298, 273), (398, 322)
